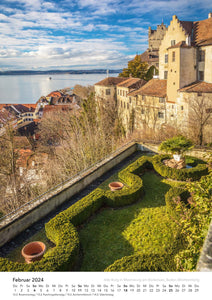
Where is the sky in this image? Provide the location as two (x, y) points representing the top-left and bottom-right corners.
(0, 0), (211, 71)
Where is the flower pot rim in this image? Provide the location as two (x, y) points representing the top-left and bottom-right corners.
(21, 241), (46, 259)
(108, 181), (124, 191)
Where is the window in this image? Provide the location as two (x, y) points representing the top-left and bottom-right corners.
(158, 112), (164, 118)
(105, 89), (110, 95)
(181, 106), (184, 111)
(127, 103), (129, 109)
(199, 71), (204, 81)
(129, 97), (131, 104)
(141, 108), (145, 114)
(120, 90), (122, 96)
(199, 50), (205, 62)
(124, 102), (126, 109)
(159, 97), (165, 103)
(198, 92), (202, 97)
(172, 51), (175, 62)
(171, 40), (176, 46)
(165, 54), (168, 63)
(142, 95), (145, 101)
(164, 71), (168, 79)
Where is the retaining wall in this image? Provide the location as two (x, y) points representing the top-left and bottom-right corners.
(0, 142), (143, 247)
(143, 142), (212, 160)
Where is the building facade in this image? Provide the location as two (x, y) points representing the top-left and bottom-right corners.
(94, 13), (212, 143)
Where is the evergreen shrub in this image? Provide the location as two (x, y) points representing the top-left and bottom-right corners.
(165, 187), (190, 219)
(105, 157), (152, 207)
(0, 222), (79, 272)
(104, 252), (175, 272)
(0, 157), (150, 271)
(152, 155), (208, 181)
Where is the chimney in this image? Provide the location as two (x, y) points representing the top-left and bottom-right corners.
(209, 12), (212, 18)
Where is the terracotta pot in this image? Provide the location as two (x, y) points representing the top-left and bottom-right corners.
(109, 182), (124, 191)
(21, 241), (46, 264)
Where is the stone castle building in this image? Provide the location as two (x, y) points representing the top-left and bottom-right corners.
(95, 13), (212, 144)
(131, 22), (167, 69)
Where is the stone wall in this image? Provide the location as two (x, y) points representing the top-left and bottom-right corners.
(148, 23), (167, 51)
(201, 45), (212, 83)
(197, 219), (212, 271)
(0, 142), (139, 247)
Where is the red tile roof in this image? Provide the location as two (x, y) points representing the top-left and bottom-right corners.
(0, 103), (36, 110)
(178, 16), (212, 46)
(94, 77), (128, 86)
(128, 79), (167, 98)
(117, 78), (146, 89)
(47, 91), (64, 97)
(193, 17), (212, 46)
(179, 21), (193, 36)
(167, 41), (193, 49)
(16, 149), (33, 168)
(0, 108), (15, 124)
(179, 81), (212, 93)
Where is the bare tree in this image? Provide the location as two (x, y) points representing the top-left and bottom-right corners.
(73, 84), (94, 102)
(38, 93), (125, 187)
(189, 95), (212, 145)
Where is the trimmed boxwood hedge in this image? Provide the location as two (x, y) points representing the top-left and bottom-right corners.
(0, 222), (79, 272)
(105, 157), (152, 207)
(165, 187), (191, 219)
(152, 155), (208, 181)
(104, 252), (175, 272)
(0, 157), (151, 271)
(0, 154), (201, 272)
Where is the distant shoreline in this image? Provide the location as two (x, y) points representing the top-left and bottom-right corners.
(0, 69), (122, 76)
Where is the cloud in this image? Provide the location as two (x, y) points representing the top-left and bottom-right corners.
(4, 0), (43, 10)
(0, 0), (211, 70)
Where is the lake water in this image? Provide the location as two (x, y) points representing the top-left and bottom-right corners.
(0, 73), (118, 104)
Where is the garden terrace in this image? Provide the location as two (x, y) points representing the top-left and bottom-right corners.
(0, 150), (210, 272)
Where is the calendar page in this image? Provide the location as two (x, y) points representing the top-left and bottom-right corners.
(0, 271), (210, 299)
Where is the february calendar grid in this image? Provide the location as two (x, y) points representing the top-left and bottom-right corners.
(1, 271), (211, 299)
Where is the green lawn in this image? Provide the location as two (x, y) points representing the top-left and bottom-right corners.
(5, 157), (185, 271)
(6, 229), (53, 263)
(79, 171), (180, 271)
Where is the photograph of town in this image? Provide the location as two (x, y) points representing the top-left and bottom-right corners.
(0, 0), (212, 298)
